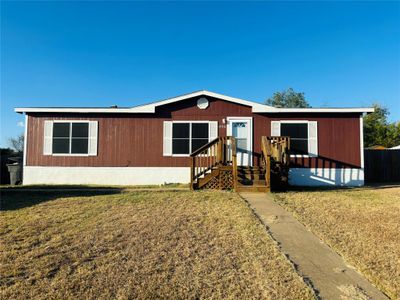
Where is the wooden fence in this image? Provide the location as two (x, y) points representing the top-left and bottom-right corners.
(364, 149), (400, 183)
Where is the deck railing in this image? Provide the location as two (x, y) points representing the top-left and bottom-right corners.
(190, 136), (237, 190)
(260, 136), (291, 189)
(267, 136), (290, 165)
(190, 135), (289, 191)
(260, 136), (272, 188)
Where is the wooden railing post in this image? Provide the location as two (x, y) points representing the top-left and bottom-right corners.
(217, 139), (223, 166)
(267, 154), (270, 189)
(231, 137), (238, 191)
(190, 156), (195, 190)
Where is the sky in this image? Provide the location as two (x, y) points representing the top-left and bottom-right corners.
(1, 1), (399, 147)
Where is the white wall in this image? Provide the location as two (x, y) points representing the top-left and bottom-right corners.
(23, 166), (190, 185)
(23, 166), (364, 187)
(289, 168), (364, 187)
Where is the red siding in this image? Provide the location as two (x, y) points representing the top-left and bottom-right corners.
(26, 96), (362, 168)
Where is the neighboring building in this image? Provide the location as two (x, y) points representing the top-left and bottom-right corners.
(15, 90), (373, 186)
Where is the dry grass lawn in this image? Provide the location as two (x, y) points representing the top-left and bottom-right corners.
(0, 189), (314, 299)
(274, 186), (400, 299)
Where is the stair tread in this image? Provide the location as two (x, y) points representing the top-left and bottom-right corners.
(237, 183), (268, 186)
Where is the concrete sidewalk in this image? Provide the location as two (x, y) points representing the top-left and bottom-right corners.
(241, 192), (388, 300)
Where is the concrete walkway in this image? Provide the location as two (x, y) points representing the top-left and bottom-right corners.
(241, 192), (388, 300)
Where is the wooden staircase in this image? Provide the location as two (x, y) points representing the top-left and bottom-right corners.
(236, 166), (269, 192)
(190, 136), (290, 192)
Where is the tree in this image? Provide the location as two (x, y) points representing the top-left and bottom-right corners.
(266, 88), (311, 108)
(0, 148), (16, 156)
(8, 134), (24, 154)
(363, 103), (400, 148)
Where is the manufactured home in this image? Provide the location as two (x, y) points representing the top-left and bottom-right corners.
(15, 90), (373, 189)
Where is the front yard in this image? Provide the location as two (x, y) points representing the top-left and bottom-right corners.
(274, 186), (400, 299)
(0, 189), (313, 299)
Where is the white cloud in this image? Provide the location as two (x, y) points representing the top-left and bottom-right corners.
(17, 121), (24, 128)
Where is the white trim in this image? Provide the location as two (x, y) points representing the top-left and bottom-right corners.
(163, 121), (172, 156)
(51, 120), (94, 156)
(279, 120), (318, 157)
(15, 107), (138, 113)
(15, 106), (375, 114)
(23, 114), (28, 166)
(278, 120), (309, 124)
(307, 121), (318, 157)
(172, 120), (212, 123)
(15, 90), (375, 114)
(268, 107), (374, 113)
(23, 166), (190, 185)
(52, 153), (91, 157)
(360, 116), (364, 169)
(131, 90), (271, 113)
(227, 116), (253, 166)
(289, 168), (364, 186)
(170, 120), (212, 156)
(53, 120), (92, 123)
(43, 120), (53, 155)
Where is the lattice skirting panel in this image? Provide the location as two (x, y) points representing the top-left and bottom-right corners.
(202, 169), (234, 190)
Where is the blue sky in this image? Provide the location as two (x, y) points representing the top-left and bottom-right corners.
(1, 1), (399, 147)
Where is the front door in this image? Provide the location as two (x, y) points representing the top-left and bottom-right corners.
(227, 117), (252, 166)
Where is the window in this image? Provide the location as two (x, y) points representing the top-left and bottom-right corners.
(271, 121), (318, 156)
(53, 122), (89, 154)
(44, 120), (98, 156)
(172, 122), (209, 155)
(281, 123), (308, 155)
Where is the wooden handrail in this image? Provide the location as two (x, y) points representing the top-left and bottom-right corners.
(260, 136), (291, 190)
(231, 137), (238, 191)
(190, 136), (237, 191)
(268, 136), (290, 165)
(190, 137), (220, 157)
(260, 136), (271, 188)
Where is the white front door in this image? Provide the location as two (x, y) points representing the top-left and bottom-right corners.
(227, 117), (252, 166)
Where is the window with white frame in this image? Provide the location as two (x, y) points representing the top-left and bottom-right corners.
(271, 121), (318, 156)
(163, 121), (218, 156)
(43, 120), (98, 156)
(281, 123), (308, 154)
(172, 122), (209, 154)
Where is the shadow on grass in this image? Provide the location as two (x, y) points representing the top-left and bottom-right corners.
(274, 182), (400, 193)
(0, 187), (124, 211)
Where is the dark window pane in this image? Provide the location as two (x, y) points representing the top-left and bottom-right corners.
(281, 124), (308, 139)
(72, 123), (89, 138)
(192, 139), (209, 152)
(291, 139), (308, 154)
(53, 138), (70, 153)
(173, 123), (189, 138)
(71, 139), (88, 154)
(172, 139), (189, 154)
(192, 123), (209, 138)
(53, 123), (70, 138)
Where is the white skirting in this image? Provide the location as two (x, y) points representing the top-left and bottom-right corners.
(23, 166), (191, 186)
(289, 168), (364, 186)
(23, 166), (364, 187)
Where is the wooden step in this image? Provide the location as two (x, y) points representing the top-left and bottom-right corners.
(237, 169), (265, 174)
(238, 173), (265, 180)
(237, 179), (267, 186)
(237, 168), (265, 174)
(237, 166), (264, 171)
(236, 185), (270, 193)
